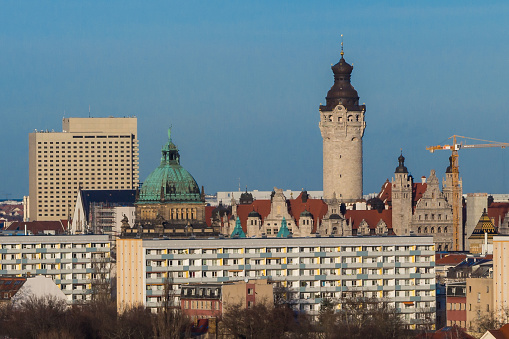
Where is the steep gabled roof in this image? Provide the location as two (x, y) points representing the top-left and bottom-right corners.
(344, 209), (392, 230)
(413, 183), (427, 204)
(377, 181), (427, 208)
(484, 324), (509, 339)
(7, 221), (67, 235)
(378, 180), (391, 204)
(435, 254), (467, 266)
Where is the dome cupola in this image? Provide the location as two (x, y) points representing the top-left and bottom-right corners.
(137, 128), (202, 204)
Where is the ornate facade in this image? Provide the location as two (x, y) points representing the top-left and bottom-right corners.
(389, 154), (462, 251)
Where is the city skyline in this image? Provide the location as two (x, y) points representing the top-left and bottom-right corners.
(2, 1), (509, 199)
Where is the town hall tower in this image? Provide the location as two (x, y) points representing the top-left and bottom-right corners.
(319, 43), (366, 202)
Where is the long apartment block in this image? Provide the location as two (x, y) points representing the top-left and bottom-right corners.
(0, 235), (110, 303)
(117, 236), (436, 329)
(29, 117), (139, 221)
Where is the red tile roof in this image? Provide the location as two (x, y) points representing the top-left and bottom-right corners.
(205, 206), (214, 227)
(344, 209), (392, 229)
(0, 277), (26, 301)
(7, 221), (67, 235)
(378, 180), (391, 204)
(377, 181), (427, 209)
(235, 192), (328, 233)
(486, 324), (509, 339)
(413, 183), (427, 203)
(488, 203), (509, 227)
(415, 325), (475, 339)
(435, 254), (467, 266)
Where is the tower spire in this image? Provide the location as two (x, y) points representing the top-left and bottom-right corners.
(340, 34), (344, 57)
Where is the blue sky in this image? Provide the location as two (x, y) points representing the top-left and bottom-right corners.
(2, 1), (509, 199)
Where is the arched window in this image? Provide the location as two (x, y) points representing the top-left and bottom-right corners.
(431, 227), (435, 233)
(418, 227), (422, 234)
(445, 244), (449, 251)
(444, 227), (448, 233)
(438, 227), (441, 233)
(438, 244), (442, 251)
(424, 227), (428, 233)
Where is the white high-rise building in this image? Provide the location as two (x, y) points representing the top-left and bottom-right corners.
(29, 117), (139, 221)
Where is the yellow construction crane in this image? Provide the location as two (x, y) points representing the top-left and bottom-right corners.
(426, 135), (509, 251)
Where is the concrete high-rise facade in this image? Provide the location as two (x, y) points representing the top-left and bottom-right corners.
(319, 49), (365, 202)
(29, 117), (139, 221)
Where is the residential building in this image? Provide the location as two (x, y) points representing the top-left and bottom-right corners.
(28, 117), (139, 221)
(0, 277), (26, 307)
(493, 236), (509, 318)
(446, 282), (467, 328)
(466, 277), (493, 335)
(180, 279), (273, 320)
(0, 235), (110, 303)
(116, 236), (436, 329)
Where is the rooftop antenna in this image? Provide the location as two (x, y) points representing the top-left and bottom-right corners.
(340, 34), (344, 57)
(238, 178), (241, 192)
(88, 105), (91, 118)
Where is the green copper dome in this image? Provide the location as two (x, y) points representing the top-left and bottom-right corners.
(137, 128), (202, 204)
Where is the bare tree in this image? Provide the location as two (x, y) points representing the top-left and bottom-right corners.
(151, 277), (191, 339)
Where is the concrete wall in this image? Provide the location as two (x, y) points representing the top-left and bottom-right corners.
(465, 194), (488, 251)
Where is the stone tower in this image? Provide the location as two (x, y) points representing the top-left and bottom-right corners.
(319, 48), (366, 202)
(442, 156), (464, 250)
(391, 154), (413, 235)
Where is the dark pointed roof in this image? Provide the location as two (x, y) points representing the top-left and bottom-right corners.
(320, 51), (365, 111)
(395, 153), (408, 174)
(446, 156), (453, 173)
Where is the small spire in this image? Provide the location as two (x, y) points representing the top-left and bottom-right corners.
(168, 125), (172, 141)
(340, 34), (344, 57)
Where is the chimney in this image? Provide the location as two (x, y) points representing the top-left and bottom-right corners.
(421, 176), (427, 184)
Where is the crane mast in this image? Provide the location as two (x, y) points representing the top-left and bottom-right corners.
(426, 135), (509, 251)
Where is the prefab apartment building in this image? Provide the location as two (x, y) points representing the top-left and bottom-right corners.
(117, 235), (436, 329)
(0, 235), (110, 303)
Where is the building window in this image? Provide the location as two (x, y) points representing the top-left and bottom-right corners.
(248, 288), (254, 295)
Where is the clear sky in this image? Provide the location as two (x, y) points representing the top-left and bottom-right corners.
(2, 1), (509, 199)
